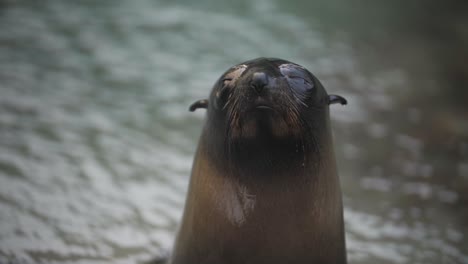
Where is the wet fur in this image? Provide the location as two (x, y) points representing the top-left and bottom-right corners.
(172, 58), (347, 264)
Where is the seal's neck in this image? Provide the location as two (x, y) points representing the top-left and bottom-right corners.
(172, 125), (346, 264)
(203, 114), (332, 181)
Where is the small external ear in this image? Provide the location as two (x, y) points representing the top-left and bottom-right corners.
(328, 94), (347, 105)
(189, 99), (209, 112)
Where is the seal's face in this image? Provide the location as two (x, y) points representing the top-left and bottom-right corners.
(211, 58), (328, 140)
(188, 57), (346, 172)
(189, 57), (347, 142)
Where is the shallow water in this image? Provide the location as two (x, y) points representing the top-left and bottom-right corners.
(1, 1), (467, 263)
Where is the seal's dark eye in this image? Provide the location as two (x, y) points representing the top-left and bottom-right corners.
(285, 75), (313, 94)
(279, 64), (314, 95)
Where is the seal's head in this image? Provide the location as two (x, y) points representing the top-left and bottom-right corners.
(190, 58), (346, 139)
(190, 58), (346, 173)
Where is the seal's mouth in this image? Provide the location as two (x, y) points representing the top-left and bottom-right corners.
(229, 98), (302, 140)
(255, 105), (274, 111)
(250, 97), (275, 112)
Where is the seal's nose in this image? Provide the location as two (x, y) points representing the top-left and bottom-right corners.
(251, 72), (268, 94)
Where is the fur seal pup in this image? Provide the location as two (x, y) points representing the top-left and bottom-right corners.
(171, 57), (347, 264)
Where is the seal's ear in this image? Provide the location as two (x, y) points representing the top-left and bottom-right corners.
(189, 99), (209, 112)
(328, 94), (347, 106)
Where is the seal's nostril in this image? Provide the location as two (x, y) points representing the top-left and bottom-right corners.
(251, 72), (268, 94)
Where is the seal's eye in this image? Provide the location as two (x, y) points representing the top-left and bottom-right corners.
(286, 75), (313, 94)
(214, 78), (232, 110)
(279, 64), (314, 95)
(221, 78), (233, 87)
(214, 64), (247, 110)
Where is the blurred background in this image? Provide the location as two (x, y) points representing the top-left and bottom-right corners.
(1, 0), (467, 263)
